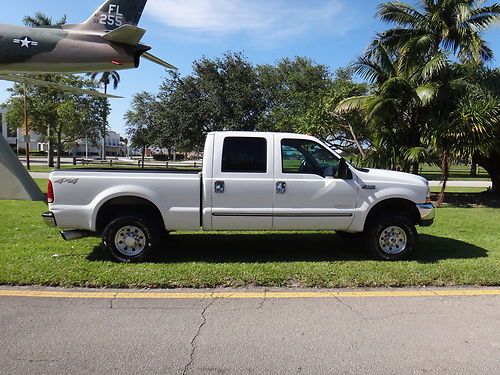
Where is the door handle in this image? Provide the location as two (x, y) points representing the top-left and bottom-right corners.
(215, 181), (225, 193)
(276, 181), (286, 194)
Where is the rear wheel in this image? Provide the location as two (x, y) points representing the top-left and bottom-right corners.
(102, 216), (156, 263)
(365, 215), (416, 261)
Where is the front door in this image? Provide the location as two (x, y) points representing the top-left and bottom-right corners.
(273, 137), (357, 231)
(211, 134), (274, 231)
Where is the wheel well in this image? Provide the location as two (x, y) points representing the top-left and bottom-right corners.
(96, 196), (164, 233)
(364, 198), (420, 231)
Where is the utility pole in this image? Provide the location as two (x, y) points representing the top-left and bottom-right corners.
(23, 83), (31, 170)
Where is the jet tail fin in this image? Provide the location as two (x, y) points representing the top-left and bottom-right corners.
(82, 0), (148, 32)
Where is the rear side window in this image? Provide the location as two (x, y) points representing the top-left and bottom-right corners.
(222, 137), (267, 173)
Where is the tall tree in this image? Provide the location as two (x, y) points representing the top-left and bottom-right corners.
(22, 12), (67, 167)
(257, 57), (332, 133)
(154, 52), (264, 152)
(6, 76), (105, 169)
(336, 41), (444, 173)
(125, 92), (158, 168)
(87, 71), (121, 160)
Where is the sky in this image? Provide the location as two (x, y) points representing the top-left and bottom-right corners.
(0, 0), (499, 135)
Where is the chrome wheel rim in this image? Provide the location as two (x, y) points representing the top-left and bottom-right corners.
(114, 226), (146, 257)
(379, 226), (407, 254)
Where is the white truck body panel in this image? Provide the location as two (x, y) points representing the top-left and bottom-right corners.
(50, 171), (201, 231)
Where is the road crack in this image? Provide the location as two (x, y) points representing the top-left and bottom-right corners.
(333, 295), (366, 319)
(183, 296), (216, 375)
(110, 292), (118, 309)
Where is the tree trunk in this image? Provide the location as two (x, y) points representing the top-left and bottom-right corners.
(437, 150), (450, 207)
(56, 132), (62, 170)
(102, 83), (108, 160)
(412, 161), (419, 175)
(476, 150), (500, 196)
(141, 145), (146, 169)
(470, 155), (478, 177)
(47, 123), (54, 168)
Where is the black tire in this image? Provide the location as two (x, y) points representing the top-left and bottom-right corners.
(364, 215), (417, 261)
(102, 216), (156, 263)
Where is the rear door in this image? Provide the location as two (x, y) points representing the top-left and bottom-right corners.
(210, 134), (274, 230)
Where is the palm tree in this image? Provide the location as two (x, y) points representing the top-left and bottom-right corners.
(376, 0), (500, 68)
(336, 41), (444, 173)
(87, 71), (121, 160)
(22, 13), (66, 168)
(23, 12), (66, 27)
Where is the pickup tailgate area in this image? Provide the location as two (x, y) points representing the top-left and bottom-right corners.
(48, 169), (202, 232)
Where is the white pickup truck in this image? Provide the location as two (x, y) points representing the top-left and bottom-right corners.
(42, 132), (435, 262)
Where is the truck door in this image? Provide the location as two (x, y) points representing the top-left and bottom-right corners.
(273, 136), (357, 231)
(210, 134), (274, 231)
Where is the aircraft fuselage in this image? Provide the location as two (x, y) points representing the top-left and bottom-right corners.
(0, 24), (137, 73)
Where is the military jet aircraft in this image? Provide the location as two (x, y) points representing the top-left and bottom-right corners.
(0, 0), (176, 98)
(0, 0), (177, 202)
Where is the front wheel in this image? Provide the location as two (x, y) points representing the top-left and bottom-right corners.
(365, 215), (416, 261)
(102, 216), (156, 263)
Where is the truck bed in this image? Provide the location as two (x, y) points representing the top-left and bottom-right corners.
(49, 169), (202, 232)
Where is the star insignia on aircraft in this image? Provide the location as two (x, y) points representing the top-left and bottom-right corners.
(13, 36), (39, 48)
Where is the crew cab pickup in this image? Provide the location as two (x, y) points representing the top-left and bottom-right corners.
(42, 132), (435, 262)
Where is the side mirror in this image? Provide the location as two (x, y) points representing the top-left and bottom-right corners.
(338, 158), (352, 180)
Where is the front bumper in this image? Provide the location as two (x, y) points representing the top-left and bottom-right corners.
(416, 203), (435, 227)
(42, 211), (57, 227)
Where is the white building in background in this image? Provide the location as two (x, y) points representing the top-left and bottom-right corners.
(74, 131), (127, 158)
(1, 107), (47, 153)
(1, 107), (127, 158)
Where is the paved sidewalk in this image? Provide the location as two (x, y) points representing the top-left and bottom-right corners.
(429, 180), (492, 188)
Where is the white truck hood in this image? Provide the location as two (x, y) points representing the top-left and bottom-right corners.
(355, 168), (429, 188)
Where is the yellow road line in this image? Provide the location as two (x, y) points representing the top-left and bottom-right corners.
(0, 289), (499, 300)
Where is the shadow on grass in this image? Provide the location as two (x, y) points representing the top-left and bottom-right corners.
(87, 233), (487, 264)
(431, 192), (500, 208)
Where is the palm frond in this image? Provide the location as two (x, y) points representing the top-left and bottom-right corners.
(335, 96), (371, 113)
(416, 83), (439, 105)
(377, 2), (427, 27)
(468, 4), (500, 30)
(420, 52), (449, 79)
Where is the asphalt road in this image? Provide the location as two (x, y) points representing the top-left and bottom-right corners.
(1, 288), (499, 375)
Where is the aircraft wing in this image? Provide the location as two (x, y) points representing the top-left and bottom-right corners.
(0, 75), (123, 99)
(142, 52), (177, 70)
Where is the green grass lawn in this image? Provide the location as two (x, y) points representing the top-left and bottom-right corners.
(0, 197), (499, 288)
(419, 164), (490, 181)
(429, 187), (487, 194)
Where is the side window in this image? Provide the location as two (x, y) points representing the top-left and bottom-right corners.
(222, 137), (267, 173)
(281, 139), (340, 177)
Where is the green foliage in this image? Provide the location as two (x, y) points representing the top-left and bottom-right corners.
(5, 75), (107, 167)
(125, 91), (158, 152)
(151, 52), (264, 152)
(256, 57), (331, 132)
